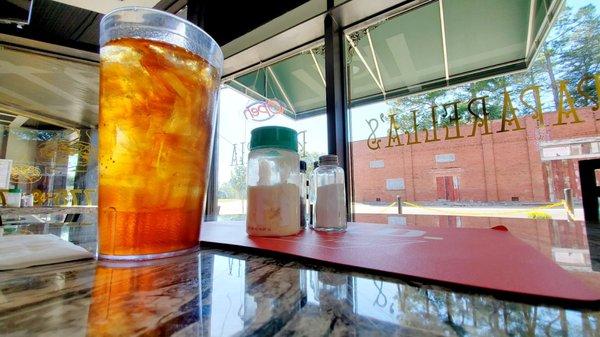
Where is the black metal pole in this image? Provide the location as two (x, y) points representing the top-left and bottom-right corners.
(186, 0), (206, 29)
(580, 159), (600, 223)
(188, 1), (219, 220)
(579, 159), (600, 270)
(324, 8), (352, 220)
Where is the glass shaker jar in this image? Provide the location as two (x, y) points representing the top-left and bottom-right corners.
(246, 126), (301, 236)
(313, 155), (347, 232)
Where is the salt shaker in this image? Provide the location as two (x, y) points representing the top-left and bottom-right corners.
(313, 155), (346, 232)
(246, 126), (301, 236)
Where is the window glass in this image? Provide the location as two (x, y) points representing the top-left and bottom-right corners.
(0, 122), (97, 220)
(346, 0), (599, 274)
(216, 45), (328, 220)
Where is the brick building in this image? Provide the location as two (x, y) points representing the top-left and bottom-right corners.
(351, 108), (600, 203)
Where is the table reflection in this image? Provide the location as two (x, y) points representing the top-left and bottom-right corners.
(198, 250), (599, 336)
(2, 247), (598, 336)
(87, 255), (201, 336)
(2, 218), (600, 336)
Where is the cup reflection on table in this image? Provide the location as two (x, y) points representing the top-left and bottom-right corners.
(315, 271), (352, 313)
(87, 256), (200, 336)
(97, 7), (222, 259)
(243, 260), (304, 327)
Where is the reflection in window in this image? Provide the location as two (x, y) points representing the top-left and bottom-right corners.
(345, 0), (600, 290)
(0, 124), (97, 207)
(348, 0), (599, 222)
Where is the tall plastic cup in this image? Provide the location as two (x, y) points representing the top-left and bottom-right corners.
(98, 7), (223, 260)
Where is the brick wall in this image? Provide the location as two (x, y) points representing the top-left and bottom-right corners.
(352, 108), (600, 203)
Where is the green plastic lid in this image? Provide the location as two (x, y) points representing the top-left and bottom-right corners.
(9, 187), (21, 193)
(250, 126), (298, 152)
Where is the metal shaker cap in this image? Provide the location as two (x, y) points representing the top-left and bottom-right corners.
(319, 155), (338, 166)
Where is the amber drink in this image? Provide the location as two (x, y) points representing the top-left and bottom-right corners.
(98, 7), (222, 259)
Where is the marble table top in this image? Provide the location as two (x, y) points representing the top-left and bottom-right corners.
(1, 222), (600, 336)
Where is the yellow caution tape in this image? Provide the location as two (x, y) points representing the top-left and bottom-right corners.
(370, 200), (568, 218)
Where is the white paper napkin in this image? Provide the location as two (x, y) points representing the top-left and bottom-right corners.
(0, 234), (93, 270)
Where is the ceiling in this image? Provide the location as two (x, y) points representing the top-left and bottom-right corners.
(0, 45), (98, 128)
(51, 0), (161, 14)
(0, 0), (311, 53)
(0, 0), (311, 128)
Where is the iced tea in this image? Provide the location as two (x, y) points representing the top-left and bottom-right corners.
(98, 37), (219, 258)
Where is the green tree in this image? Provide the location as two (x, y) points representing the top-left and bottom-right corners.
(217, 181), (236, 199)
(301, 151), (322, 177)
(228, 165), (247, 199)
(550, 4), (600, 107)
(388, 89), (448, 130)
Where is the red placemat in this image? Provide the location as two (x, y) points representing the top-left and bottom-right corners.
(200, 221), (600, 304)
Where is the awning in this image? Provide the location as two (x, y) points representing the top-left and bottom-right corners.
(225, 0), (563, 118)
(227, 46), (326, 118)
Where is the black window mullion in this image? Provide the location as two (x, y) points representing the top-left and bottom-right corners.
(324, 6), (352, 221)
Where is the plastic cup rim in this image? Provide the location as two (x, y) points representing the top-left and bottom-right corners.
(99, 6), (223, 68)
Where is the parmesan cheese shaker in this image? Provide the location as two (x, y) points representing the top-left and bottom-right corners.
(246, 126), (301, 236)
